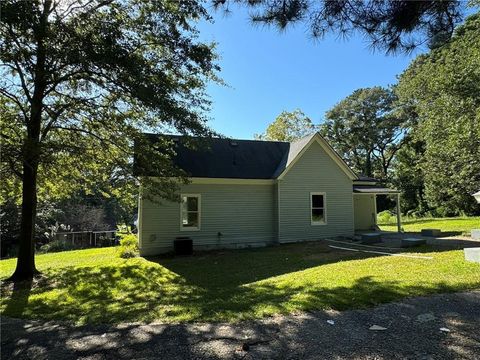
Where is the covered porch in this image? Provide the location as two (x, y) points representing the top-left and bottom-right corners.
(353, 183), (401, 233)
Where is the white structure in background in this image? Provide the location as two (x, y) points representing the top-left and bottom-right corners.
(464, 190), (480, 263)
(473, 190), (480, 204)
(472, 190), (480, 240)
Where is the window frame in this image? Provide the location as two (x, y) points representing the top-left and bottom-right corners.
(310, 192), (327, 225)
(180, 193), (201, 231)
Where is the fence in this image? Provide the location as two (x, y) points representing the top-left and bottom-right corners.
(53, 230), (122, 249)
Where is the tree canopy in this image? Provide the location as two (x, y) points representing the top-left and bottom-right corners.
(255, 109), (317, 142)
(395, 13), (480, 215)
(0, 0), (220, 279)
(214, 0), (468, 53)
(321, 86), (407, 180)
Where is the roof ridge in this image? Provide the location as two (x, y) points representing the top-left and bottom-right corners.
(151, 133), (290, 144)
(289, 132), (317, 144)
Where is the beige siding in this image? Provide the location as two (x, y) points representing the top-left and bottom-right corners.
(278, 141), (354, 242)
(353, 194), (376, 230)
(140, 183), (276, 255)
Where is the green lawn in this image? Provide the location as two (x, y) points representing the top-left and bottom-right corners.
(1, 243), (479, 325)
(379, 216), (480, 235)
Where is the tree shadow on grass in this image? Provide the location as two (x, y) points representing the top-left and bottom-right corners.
(2, 240), (478, 325)
(2, 278), (480, 360)
(1, 278), (33, 318)
(1, 242), (378, 324)
(146, 241), (378, 289)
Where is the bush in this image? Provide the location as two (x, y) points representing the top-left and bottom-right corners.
(118, 233), (139, 259)
(39, 240), (74, 253)
(1, 245), (18, 259)
(118, 246), (138, 259)
(377, 210), (396, 224)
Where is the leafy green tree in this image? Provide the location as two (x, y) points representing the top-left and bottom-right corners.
(391, 138), (428, 215)
(396, 13), (480, 216)
(321, 87), (407, 180)
(255, 109), (317, 142)
(214, 0), (468, 53)
(0, 0), (219, 280)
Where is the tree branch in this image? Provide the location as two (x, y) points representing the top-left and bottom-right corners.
(0, 88), (29, 123)
(50, 125), (131, 155)
(57, 0), (115, 20)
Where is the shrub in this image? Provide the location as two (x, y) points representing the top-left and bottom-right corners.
(39, 240), (74, 253)
(39, 244), (51, 253)
(2, 245), (18, 259)
(118, 246), (138, 259)
(118, 233), (139, 259)
(377, 210), (396, 224)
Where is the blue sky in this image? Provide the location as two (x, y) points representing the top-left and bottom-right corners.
(198, 6), (419, 139)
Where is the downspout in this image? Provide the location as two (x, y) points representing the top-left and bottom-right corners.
(138, 181), (143, 249)
(277, 180), (281, 243)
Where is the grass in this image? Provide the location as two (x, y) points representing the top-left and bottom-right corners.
(379, 216), (480, 235)
(1, 243), (479, 325)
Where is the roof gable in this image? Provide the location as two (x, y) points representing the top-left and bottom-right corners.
(274, 133), (358, 180)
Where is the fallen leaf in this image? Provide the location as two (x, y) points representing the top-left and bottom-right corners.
(369, 325), (387, 331)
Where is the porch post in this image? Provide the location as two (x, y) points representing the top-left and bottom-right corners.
(396, 193), (402, 233)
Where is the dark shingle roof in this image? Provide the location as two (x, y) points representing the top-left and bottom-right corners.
(271, 133), (316, 178)
(141, 134), (291, 179)
(137, 133), (360, 181)
(354, 175), (379, 183)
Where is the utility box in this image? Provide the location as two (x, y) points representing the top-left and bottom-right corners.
(174, 237), (193, 256)
(464, 248), (480, 263)
(421, 229), (442, 237)
(471, 229), (480, 240)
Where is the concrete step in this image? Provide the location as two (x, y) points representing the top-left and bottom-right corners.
(421, 229), (442, 237)
(361, 233), (382, 244)
(401, 238), (426, 248)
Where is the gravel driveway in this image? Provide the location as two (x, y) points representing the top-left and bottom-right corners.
(2, 291), (480, 359)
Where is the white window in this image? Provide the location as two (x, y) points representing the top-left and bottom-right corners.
(180, 194), (201, 231)
(310, 192), (326, 225)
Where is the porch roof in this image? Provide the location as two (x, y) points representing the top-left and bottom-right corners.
(353, 185), (400, 194)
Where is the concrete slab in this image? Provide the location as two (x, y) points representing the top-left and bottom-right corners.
(361, 233), (382, 244)
(401, 238), (426, 248)
(464, 247), (480, 263)
(421, 229), (442, 237)
(471, 229), (480, 240)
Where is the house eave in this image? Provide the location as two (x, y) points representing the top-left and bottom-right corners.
(146, 177), (275, 185)
(189, 177), (275, 185)
(353, 185), (400, 194)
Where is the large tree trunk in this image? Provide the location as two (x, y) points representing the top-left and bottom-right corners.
(9, 160), (40, 280)
(10, 95), (42, 281)
(8, 0), (50, 281)
(9, 101), (43, 280)
(365, 151), (373, 177)
(382, 161), (389, 181)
